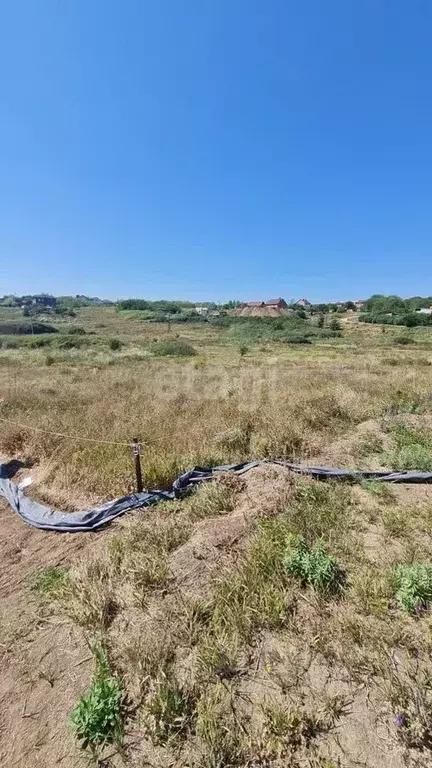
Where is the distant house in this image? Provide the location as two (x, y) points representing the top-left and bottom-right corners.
(354, 300), (366, 310)
(247, 301), (265, 308)
(417, 306), (432, 315)
(21, 294), (56, 308)
(266, 298), (288, 309)
(295, 298), (311, 308)
(194, 306), (209, 315)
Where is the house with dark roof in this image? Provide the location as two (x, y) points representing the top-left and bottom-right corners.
(295, 298), (311, 307)
(247, 301), (265, 307)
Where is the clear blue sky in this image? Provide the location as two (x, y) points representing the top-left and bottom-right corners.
(1, 1), (431, 302)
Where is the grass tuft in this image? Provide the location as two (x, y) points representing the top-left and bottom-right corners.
(31, 565), (69, 601)
(144, 669), (197, 745)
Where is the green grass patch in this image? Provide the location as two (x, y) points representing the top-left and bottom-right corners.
(384, 425), (432, 471)
(182, 477), (241, 520)
(360, 479), (395, 502)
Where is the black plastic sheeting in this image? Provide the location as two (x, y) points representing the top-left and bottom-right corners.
(1, 458), (432, 533)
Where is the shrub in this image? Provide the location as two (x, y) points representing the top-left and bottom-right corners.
(281, 334), (312, 344)
(284, 537), (345, 596)
(239, 344), (248, 356)
(393, 336), (414, 346)
(149, 339), (197, 357)
(109, 338), (122, 351)
(392, 564), (432, 613)
(329, 317), (341, 332)
(53, 334), (86, 349)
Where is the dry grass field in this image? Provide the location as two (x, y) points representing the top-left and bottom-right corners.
(1, 306), (432, 767)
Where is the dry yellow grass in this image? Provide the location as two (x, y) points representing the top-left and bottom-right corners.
(0, 309), (431, 508)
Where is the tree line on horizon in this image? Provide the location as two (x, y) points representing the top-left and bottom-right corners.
(1, 293), (432, 327)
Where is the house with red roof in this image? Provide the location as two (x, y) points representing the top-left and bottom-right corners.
(265, 298), (288, 309)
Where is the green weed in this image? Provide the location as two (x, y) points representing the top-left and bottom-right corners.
(393, 564), (432, 613)
(69, 644), (123, 755)
(198, 630), (243, 680)
(210, 517), (294, 641)
(284, 537), (346, 596)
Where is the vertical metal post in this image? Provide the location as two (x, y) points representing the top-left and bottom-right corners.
(132, 439), (143, 493)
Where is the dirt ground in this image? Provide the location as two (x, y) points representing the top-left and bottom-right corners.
(0, 497), (95, 767)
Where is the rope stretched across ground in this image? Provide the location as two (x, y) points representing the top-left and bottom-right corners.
(1, 459), (431, 533)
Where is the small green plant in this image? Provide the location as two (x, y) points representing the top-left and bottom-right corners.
(70, 644), (123, 755)
(108, 338), (122, 351)
(393, 335), (414, 346)
(392, 564), (432, 613)
(284, 537), (345, 596)
(239, 344), (249, 356)
(329, 317), (341, 332)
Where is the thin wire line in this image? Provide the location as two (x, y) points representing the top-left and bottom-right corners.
(0, 416), (132, 447)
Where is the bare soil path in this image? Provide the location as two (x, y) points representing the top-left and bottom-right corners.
(0, 499), (93, 767)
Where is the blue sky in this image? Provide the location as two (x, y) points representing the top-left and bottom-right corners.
(1, 1), (431, 302)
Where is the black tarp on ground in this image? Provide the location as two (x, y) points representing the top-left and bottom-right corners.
(1, 459), (431, 532)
